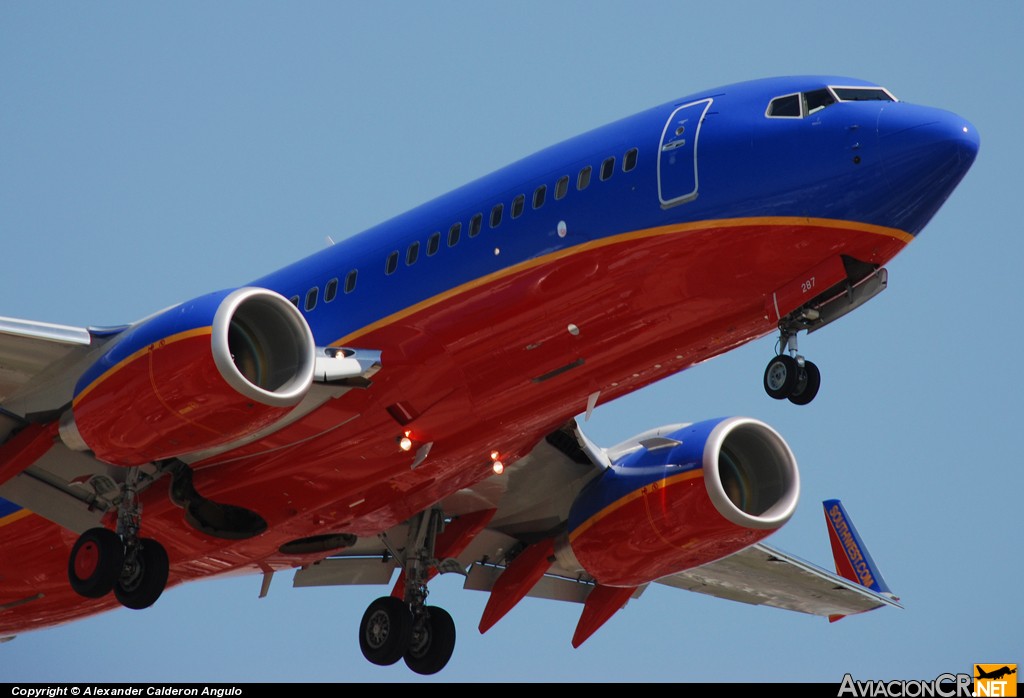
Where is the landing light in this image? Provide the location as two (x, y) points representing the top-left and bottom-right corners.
(399, 431), (413, 452)
(490, 450), (504, 475)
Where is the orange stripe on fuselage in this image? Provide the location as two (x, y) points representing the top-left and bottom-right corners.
(76, 217), (907, 400)
(568, 468), (705, 544)
(73, 327), (213, 406)
(331, 216), (911, 347)
(0, 508), (32, 529)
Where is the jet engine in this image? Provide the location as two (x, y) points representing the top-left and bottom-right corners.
(61, 287), (315, 466)
(556, 417), (799, 587)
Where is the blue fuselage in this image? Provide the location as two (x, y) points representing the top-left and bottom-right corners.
(250, 75), (978, 350)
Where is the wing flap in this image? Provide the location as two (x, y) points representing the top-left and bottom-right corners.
(465, 563), (594, 604)
(656, 542), (901, 617)
(292, 558), (397, 588)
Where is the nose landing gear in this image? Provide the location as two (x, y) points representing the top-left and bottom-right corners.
(763, 330), (821, 405)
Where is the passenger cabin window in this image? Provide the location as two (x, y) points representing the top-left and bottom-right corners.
(448, 222), (461, 247)
(324, 278), (338, 302)
(511, 194), (525, 219)
(555, 175), (569, 200)
(427, 232), (440, 256)
(533, 184), (546, 209)
(623, 148), (638, 172)
(600, 157), (615, 181)
(385, 251), (398, 275)
(577, 166), (592, 191)
(406, 241), (419, 266)
(305, 287), (318, 312)
(289, 295), (300, 307)
(490, 203), (503, 228)
(469, 214), (482, 237)
(344, 270), (357, 293)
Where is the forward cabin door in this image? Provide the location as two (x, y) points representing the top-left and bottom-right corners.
(657, 98), (712, 208)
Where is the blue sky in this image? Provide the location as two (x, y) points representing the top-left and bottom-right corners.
(1, 2), (1020, 683)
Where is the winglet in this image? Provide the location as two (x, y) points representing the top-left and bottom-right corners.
(823, 499), (894, 595)
(823, 499), (897, 622)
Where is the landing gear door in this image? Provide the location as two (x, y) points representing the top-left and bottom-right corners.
(658, 98), (712, 208)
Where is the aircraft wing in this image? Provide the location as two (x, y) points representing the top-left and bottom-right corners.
(0, 315), (128, 431)
(655, 541), (901, 617)
(0, 316), (145, 533)
(286, 419), (899, 646)
(287, 513), (898, 636)
(0, 317), (92, 402)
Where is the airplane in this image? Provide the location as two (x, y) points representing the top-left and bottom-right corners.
(0, 76), (977, 675)
(976, 667), (1017, 681)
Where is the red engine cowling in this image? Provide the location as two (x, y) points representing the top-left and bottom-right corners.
(556, 417), (799, 587)
(61, 287), (316, 466)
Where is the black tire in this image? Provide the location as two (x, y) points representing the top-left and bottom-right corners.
(404, 606), (456, 676)
(113, 538), (169, 610)
(788, 360), (821, 405)
(359, 596), (413, 666)
(763, 355), (798, 399)
(68, 527), (124, 599)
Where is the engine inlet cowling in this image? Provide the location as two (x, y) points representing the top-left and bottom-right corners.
(62, 287), (315, 466)
(212, 287), (316, 407)
(560, 417), (799, 587)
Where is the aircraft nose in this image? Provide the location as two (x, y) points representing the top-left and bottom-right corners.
(875, 103), (979, 233)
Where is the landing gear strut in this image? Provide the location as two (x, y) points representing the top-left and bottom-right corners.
(67, 468), (169, 609)
(358, 508), (457, 675)
(763, 329), (821, 405)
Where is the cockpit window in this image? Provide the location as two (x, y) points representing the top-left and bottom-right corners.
(804, 89), (836, 114)
(832, 86), (896, 102)
(766, 85), (897, 119)
(767, 93), (801, 118)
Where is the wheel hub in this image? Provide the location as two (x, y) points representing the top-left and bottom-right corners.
(767, 362), (789, 390)
(366, 610), (391, 649)
(73, 541), (100, 579)
(407, 622), (431, 659)
(118, 554), (144, 592)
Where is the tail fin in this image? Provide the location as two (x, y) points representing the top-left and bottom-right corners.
(823, 499), (895, 621)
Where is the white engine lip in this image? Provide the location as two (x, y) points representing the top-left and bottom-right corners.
(211, 287), (316, 408)
(702, 416), (800, 530)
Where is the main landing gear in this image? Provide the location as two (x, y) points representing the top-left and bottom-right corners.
(67, 468), (169, 610)
(763, 329), (821, 405)
(358, 508), (458, 675)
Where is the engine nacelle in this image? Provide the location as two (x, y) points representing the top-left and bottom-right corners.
(558, 417), (799, 587)
(61, 287), (315, 466)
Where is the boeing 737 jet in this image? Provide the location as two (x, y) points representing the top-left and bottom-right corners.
(0, 76), (977, 674)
